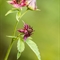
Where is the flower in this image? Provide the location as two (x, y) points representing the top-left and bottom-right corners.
(18, 23), (33, 40)
(7, 0), (38, 10)
(26, 0), (37, 10)
(7, 0), (26, 8)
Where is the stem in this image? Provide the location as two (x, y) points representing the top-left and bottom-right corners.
(4, 10), (28, 60)
(13, 21), (18, 36)
(13, 10), (28, 35)
(20, 10), (28, 18)
(4, 40), (14, 60)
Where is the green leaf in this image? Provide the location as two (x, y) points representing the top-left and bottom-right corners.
(17, 38), (25, 59)
(16, 11), (21, 22)
(36, 9), (41, 11)
(6, 35), (17, 41)
(6, 35), (17, 38)
(5, 8), (20, 16)
(17, 52), (21, 59)
(27, 37), (32, 40)
(17, 38), (25, 52)
(26, 39), (41, 60)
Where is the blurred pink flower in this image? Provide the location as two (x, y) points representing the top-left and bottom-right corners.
(8, 0), (38, 10)
(18, 23), (33, 40)
(8, 0), (26, 8)
(26, 0), (37, 10)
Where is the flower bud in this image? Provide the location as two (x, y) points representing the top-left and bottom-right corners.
(18, 23), (33, 40)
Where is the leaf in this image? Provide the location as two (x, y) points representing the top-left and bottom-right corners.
(36, 9), (41, 11)
(25, 39), (41, 60)
(27, 37), (32, 40)
(6, 35), (17, 38)
(16, 11), (21, 22)
(17, 52), (21, 59)
(5, 8), (20, 16)
(17, 38), (25, 59)
(6, 35), (17, 40)
(17, 38), (25, 52)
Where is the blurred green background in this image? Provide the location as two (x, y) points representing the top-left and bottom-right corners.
(0, 0), (60, 60)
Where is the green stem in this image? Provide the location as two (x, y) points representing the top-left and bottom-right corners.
(4, 40), (14, 60)
(20, 10), (28, 18)
(13, 10), (28, 36)
(4, 10), (28, 60)
(13, 21), (18, 36)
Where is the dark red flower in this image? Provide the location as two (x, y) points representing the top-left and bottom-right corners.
(18, 24), (33, 40)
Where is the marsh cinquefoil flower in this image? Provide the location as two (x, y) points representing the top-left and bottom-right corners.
(18, 23), (33, 40)
(8, 0), (38, 10)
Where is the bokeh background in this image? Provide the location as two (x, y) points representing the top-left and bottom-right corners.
(0, 0), (60, 60)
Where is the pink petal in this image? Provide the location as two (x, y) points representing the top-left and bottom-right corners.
(27, 0), (37, 10)
(13, 4), (21, 8)
(7, 1), (14, 4)
(18, 29), (24, 33)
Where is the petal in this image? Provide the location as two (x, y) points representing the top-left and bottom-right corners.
(27, 0), (37, 10)
(18, 29), (24, 33)
(13, 4), (21, 8)
(7, 1), (15, 4)
(24, 24), (29, 29)
(24, 34), (28, 40)
(24, 30), (28, 34)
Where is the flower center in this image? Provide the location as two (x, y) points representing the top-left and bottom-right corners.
(16, 0), (21, 4)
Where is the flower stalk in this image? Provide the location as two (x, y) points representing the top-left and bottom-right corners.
(4, 39), (14, 60)
(4, 10), (28, 60)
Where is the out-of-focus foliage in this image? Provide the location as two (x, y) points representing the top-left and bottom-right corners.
(0, 0), (60, 60)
